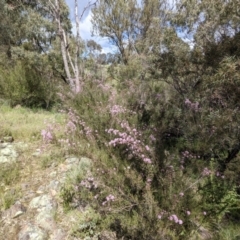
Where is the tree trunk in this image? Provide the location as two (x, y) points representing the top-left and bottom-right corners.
(74, 0), (81, 93)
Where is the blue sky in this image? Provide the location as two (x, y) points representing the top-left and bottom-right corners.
(65, 0), (117, 53)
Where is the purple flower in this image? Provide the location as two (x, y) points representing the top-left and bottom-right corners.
(202, 168), (211, 176)
(172, 214), (178, 223)
(179, 192), (184, 197)
(143, 158), (152, 164)
(186, 211), (191, 216)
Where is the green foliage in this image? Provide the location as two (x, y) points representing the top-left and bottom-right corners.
(62, 54), (240, 238)
(70, 207), (101, 239)
(0, 61), (58, 108)
(60, 157), (93, 210)
(0, 163), (20, 186)
(0, 163), (21, 210)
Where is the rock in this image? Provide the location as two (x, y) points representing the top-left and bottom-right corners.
(3, 136), (14, 143)
(49, 229), (67, 240)
(99, 231), (117, 240)
(35, 210), (57, 231)
(29, 195), (57, 211)
(18, 224), (48, 240)
(0, 156), (11, 163)
(2, 201), (26, 219)
(29, 195), (58, 232)
(36, 185), (46, 194)
(0, 142), (9, 148)
(0, 142), (18, 163)
(1, 145), (18, 156)
(47, 180), (61, 192)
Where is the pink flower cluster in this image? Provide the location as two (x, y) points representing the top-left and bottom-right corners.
(66, 120), (76, 133)
(65, 108), (92, 138)
(107, 121), (152, 164)
(79, 177), (98, 190)
(108, 104), (136, 116)
(181, 150), (197, 159)
(202, 167), (211, 176)
(169, 214), (183, 225)
(150, 134), (156, 142)
(102, 194), (115, 206)
(180, 150), (200, 169)
(216, 171), (225, 179)
(109, 105), (127, 115)
(179, 192), (184, 197)
(185, 98), (200, 112)
(41, 124), (54, 144)
(58, 138), (71, 147)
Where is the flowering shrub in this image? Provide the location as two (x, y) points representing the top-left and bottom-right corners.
(58, 71), (240, 239)
(106, 120), (153, 164)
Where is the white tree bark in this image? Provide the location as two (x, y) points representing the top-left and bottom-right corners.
(52, 0), (74, 88)
(74, 0), (81, 93)
(49, 0), (98, 93)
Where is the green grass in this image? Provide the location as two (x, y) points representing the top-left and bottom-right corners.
(217, 224), (240, 240)
(0, 163), (21, 210)
(0, 103), (67, 212)
(0, 103), (65, 142)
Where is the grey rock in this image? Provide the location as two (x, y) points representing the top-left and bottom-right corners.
(35, 210), (57, 231)
(0, 143), (18, 163)
(0, 155), (11, 163)
(1, 145), (18, 156)
(50, 229), (67, 240)
(47, 180), (60, 192)
(3, 136), (14, 143)
(0, 142), (10, 148)
(18, 224), (48, 240)
(2, 201), (26, 219)
(29, 195), (57, 211)
(99, 231), (117, 240)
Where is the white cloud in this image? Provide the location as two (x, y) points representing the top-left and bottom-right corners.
(80, 12), (93, 39)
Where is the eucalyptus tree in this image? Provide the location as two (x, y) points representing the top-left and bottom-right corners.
(49, 0), (98, 93)
(87, 39), (102, 57)
(0, 0), (72, 107)
(92, 0), (141, 64)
